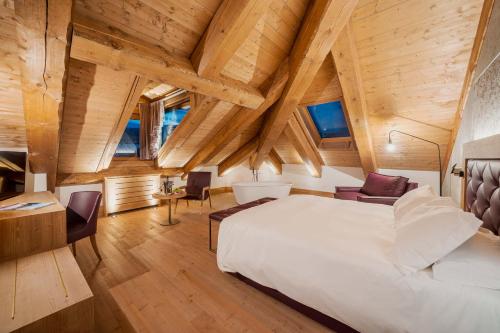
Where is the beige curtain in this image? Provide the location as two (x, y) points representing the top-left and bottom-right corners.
(139, 100), (164, 160)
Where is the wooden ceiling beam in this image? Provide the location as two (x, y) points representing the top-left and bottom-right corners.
(218, 137), (259, 177)
(70, 20), (265, 109)
(191, 0), (271, 78)
(96, 76), (149, 172)
(251, 0), (359, 169)
(181, 60), (289, 177)
(264, 148), (283, 175)
(14, 0), (72, 192)
(331, 22), (377, 175)
(285, 111), (324, 177)
(157, 94), (219, 167)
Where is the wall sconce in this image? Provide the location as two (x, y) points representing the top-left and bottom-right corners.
(450, 163), (464, 177)
(387, 130), (442, 196)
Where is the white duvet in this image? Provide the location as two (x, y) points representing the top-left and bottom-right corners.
(217, 195), (500, 333)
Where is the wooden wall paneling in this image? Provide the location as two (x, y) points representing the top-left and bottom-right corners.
(58, 59), (140, 174)
(57, 166), (182, 187)
(369, 114), (451, 171)
(191, 0), (271, 78)
(157, 94), (219, 167)
(252, 0), (359, 169)
(14, 0), (73, 191)
(300, 55), (343, 106)
(331, 23), (377, 175)
(218, 137), (258, 176)
(70, 19), (265, 109)
(181, 60), (289, 175)
(97, 75), (149, 172)
(0, 1), (25, 148)
(284, 112), (324, 177)
(443, 0), (496, 181)
(351, 0), (483, 171)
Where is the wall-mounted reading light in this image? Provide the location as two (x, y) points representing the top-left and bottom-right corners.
(387, 130), (442, 196)
(450, 163), (464, 177)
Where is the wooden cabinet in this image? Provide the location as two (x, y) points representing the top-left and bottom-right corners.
(104, 174), (161, 214)
(0, 247), (94, 333)
(0, 192), (66, 262)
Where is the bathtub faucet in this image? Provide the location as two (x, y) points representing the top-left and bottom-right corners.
(251, 168), (259, 182)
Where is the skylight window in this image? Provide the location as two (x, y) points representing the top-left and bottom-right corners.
(306, 101), (350, 138)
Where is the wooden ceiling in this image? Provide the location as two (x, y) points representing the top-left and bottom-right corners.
(0, 0), (488, 186)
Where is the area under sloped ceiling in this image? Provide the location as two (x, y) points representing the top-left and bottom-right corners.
(351, 0), (483, 170)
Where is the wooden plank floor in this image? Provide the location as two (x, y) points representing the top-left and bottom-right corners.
(73, 193), (333, 333)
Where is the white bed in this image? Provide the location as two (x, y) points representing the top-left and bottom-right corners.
(217, 195), (500, 333)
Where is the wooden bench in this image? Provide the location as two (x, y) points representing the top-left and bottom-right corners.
(208, 197), (276, 252)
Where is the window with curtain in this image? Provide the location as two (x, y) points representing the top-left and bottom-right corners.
(306, 101), (350, 138)
(161, 105), (190, 145)
(114, 119), (140, 157)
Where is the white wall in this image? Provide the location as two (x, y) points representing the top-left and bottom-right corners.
(188, 164), (365, 192)
(378, 168), (440, 194)
(55, 183), (103, 207)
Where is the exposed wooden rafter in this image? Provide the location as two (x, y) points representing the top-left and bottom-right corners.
(218, 138), (258, 177)
(157, 94), (219, 167)
(70, 18), (265, 109)
(331, 23), (377, 175)
(442, 0), (495, 181)
(14, 0), (72, 192)
(181, 60), (289, 177)
(191, 0), (271, 78)
(96, 76), (149, 172)
(264, 148), (283, 175)
(285, 111), (324, 177)
(252, 0), (359, 169)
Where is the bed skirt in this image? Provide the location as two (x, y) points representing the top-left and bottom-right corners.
(229, 272), (358, 333)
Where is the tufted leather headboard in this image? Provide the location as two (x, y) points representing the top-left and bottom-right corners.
(465, 159), (500, 235)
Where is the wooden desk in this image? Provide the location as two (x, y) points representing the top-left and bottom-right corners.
(0, 247), (94, 333)
(0, 192), (66, 262)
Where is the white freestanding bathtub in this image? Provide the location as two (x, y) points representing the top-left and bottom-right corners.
(232, 182), (292, 204)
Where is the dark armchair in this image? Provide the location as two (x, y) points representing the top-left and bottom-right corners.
(334, 173), (418, 206)
(66, 191), (103, 260)
(175, 171), (212, 212)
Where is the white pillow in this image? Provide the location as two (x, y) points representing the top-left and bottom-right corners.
(393, 185), (436, 221)
(391, 205), (482, 273)
(396, 197), (458, 228)
(433, 231), (500, 289)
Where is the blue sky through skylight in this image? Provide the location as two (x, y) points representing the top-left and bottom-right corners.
(306, 101), (350, 138)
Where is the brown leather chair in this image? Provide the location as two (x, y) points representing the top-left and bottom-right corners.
(66, 191), (103, 260)
(176, 171), (212, 212)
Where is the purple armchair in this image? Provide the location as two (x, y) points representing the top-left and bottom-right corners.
(175, 171), (212, 212)
(66, 191), (102, 260)
(334, 173), (418, 206)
